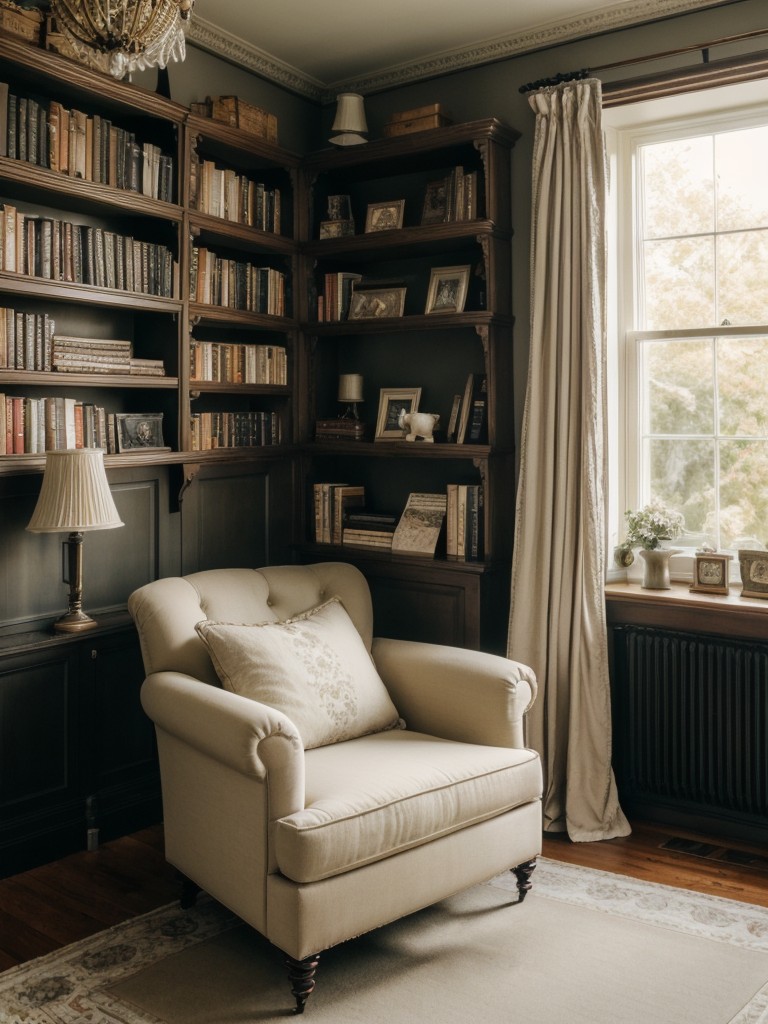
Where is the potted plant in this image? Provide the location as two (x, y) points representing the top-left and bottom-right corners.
(617, 501), (684, 589)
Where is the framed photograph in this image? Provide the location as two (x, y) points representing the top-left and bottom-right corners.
(327, 194), (352, 220)
(375, 387), (422, 441)
(421, 179), (447, 224)
(425, 265), (471, 314)
(319, 219), (355, 239)
(115, 412), (166, 452)
(690, 551), (731, 595)
(365, 200), (405, 233)
(349, 287), (406, 320)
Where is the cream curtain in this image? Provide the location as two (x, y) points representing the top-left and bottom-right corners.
(507, 78), (630, 841)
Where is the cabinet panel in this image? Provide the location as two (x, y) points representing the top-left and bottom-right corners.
(0, 645), (83, 875)
(0, 619), (161, 876)
(180, 458), (293, 573)
(88, 629), (160, 841)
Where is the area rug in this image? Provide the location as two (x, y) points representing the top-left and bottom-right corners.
(2, 859), (768, 1024)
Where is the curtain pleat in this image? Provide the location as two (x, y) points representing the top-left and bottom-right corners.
(508, 79), (630, 841)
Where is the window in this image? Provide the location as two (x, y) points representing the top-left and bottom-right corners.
(608, 91), (768, 563)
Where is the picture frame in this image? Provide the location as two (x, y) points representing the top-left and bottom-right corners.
(421, 179), (447, 224)
(349, 287), (406, 320)
(375, 387), (422, 441)
(115, 412), (166, 452)
(690, 551), (731, 595)
(319, 219), (355, 239)
(425, 265), (471, 314)
(327, 194), (352, 220)
(365, 200), (405, 233)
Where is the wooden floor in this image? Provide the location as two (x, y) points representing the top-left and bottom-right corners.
(0, 820), (766, 971)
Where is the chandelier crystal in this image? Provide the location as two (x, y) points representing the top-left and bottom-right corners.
(50, 0), (194, 79)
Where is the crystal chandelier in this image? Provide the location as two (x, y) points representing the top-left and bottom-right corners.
(49, 0), (194, 79)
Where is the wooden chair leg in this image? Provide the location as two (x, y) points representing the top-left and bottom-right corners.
(177, 873), (201, 909)
(285, 952), (321, 1014)
(512, 859), (537, 903)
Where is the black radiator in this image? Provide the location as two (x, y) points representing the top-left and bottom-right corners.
(611, 625), (768, 842)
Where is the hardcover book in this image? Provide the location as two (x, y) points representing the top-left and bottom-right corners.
(391, 492), (447, 556)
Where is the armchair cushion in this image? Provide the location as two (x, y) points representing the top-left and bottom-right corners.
(195, 596), (401, 750)
(275, 729), (542, 883)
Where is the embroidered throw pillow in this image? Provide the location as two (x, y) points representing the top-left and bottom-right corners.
(195, 596), (402, 749)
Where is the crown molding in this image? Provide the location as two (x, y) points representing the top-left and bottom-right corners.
(188, 0), (730, 101)
(186, 16), (326, 101)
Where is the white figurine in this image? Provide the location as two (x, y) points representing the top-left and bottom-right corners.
(398, 410), (440, 442)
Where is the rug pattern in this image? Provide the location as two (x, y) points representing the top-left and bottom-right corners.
(1, 859), (767, 1024)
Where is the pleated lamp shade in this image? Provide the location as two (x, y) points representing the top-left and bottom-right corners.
(338, 373), (364, 402)
(330, 93), (368, 146)
(27, 449), (124, 533)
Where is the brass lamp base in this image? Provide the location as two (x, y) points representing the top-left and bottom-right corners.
(51, 531), (99, 633)
(53, 609), (99, 633)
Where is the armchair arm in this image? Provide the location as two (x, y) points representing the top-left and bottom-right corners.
(372, 638), (537, 748)
(141, 671), (304, 817)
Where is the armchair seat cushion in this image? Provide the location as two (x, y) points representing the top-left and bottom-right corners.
(274, 729), (542, 884)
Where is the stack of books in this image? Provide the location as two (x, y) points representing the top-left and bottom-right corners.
(342, 510), (399, 549)
(315, 418), (366, 442)
(52, 336), (165, 376)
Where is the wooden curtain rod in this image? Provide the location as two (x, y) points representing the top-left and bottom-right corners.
(518, 27), (768, 93)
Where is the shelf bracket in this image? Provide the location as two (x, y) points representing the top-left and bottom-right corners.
(474, 323), (489, 360)
(179, 462), (202, 503)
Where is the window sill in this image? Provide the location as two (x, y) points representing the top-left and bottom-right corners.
(605, 581), (768, 640)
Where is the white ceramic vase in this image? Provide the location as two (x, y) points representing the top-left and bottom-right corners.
(639, 547), (679, 589)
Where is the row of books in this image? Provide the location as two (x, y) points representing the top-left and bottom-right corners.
(2, 394), (124, 455)
(446, 373), (488, 444)
(190, 157), (281, 232)
(189, 410), (281, 450)
(446, 484), (484, 560)
(311, 485), (483, 559)
(189, 341), (287, 385)
(312, 482), (366, 545)
(0, 205), (176, 297)
(190, 247), (286, 315)
(317, 272), (361, 322)
(0, 84), (175, 201)
(0, 308), (55, 371)
(422, 165), (479, 225)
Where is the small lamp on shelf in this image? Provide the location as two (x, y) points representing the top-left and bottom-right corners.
(27, 449), (124, 633)
(329, 93), (368, 146)
(338, 373), (364, 420)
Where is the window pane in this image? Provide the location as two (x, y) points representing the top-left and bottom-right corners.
(646, 438), (715, 535)
(717, 229), (768, 325)
(715, 126), (768, 232)
(719, 440), (768, 547)
(641, 136), (713, 238)
(644, 339), (714, 435)
(642, 237), (714, 329)
(718, 337), (768, 437)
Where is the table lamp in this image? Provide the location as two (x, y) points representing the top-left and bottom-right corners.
(27, 448), (124, 633)
(338, 373), (364, 420)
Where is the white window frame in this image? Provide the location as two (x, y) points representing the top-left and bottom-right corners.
(604, 84), (768, 581)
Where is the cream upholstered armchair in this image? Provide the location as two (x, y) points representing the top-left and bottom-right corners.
(128, 563), (542, 1014)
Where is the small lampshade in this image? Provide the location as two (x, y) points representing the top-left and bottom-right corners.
(330, 93), (368, 146)
(338, 373), (364, 403)
(27, 449), (124, 533)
